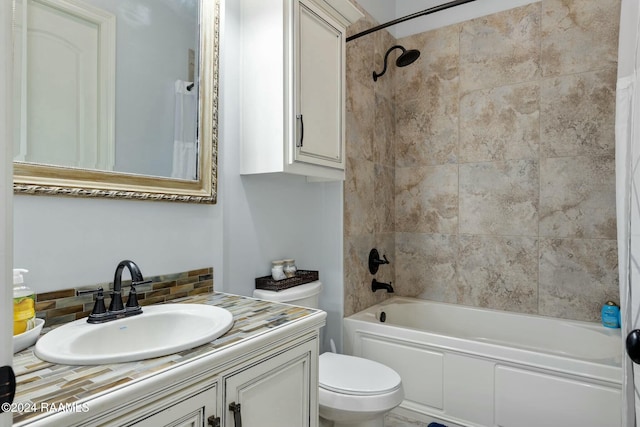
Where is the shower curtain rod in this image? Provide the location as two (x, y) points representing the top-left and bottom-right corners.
(346, 0), (479, 42)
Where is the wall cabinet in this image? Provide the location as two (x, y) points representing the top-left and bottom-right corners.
(239, 0), (362, 181)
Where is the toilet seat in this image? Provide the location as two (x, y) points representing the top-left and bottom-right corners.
(319, 353), (402, 395)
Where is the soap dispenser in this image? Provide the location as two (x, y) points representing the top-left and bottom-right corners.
(13, 269), (36, 335)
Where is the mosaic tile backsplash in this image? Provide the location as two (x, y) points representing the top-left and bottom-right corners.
(344, 0), (620, 321)
(34, 268), (213, 327)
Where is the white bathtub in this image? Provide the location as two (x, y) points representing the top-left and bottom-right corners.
(343, 297), (622, 427)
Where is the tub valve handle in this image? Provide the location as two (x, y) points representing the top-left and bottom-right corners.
(369, 249), (390, 274)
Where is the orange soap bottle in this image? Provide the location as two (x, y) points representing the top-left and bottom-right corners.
(13, 269), (36, 336)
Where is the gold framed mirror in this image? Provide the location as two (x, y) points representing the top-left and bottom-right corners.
(12, 0), (219, 204)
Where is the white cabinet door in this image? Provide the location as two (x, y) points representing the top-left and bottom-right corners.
(223, 340), (317, 427)
(295, 0), (345, 170)
(239, 0), (359, 180)
(129, 383), (218, 427)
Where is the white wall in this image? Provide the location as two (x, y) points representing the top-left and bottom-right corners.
(12, 0), (344, 352)
(220, 0), (344, 352)
(13, 195), (222, 291)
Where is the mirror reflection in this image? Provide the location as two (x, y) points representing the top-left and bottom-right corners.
(13, 0), (200, 180)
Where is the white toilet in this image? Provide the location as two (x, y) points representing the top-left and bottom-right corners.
(253, 281), (404, 427)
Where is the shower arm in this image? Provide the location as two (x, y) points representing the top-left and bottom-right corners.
(373, 46), (406, 82)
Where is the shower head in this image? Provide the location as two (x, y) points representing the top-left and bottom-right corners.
(373, 45), (421, 82)
(396, 48), (420, 67)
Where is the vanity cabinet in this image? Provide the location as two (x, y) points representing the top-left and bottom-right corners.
(223, 338), (317, 427)
(68, 335), (319, 427)
(129, 383), (218, 427)
(129, 337), (315, 427)
(239, 0), (362, 181)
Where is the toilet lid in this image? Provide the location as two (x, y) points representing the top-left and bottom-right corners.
(319, 353), (401, 396)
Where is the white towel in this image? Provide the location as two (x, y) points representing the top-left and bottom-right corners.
(171, 80), (198, 180)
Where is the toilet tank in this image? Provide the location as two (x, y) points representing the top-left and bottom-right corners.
(252, 281), (322, 309)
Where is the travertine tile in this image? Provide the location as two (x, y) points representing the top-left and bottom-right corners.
(541, 0), (620, 77)
(374, 92), (395, 167)
(540, 68), (617, 158)
(459, 3), (541, 92)
(394, 24), (459, 168)
(395, 232), (458, 303)
(539, 238), (618, 321)
(395, 81), (459, 167)
(459, 160), (539, 236)
(346, 14), (375, 92)
(374, 164), (395, 233)
(394, 24), (460, 104)
(374, 29), (397, 101)
(346, 80), (375, 162)
(460, 82), (539, 163)
(374, 232), (396, 293)
(344, 156), (375, 237)
(540, 156), (616, 239)
(395, 164), (458, 234)
(343, 0), (619, 322)
(344, 10), (400, 315)
(344, 234), (390, 316)
(457, 235), (539, 313)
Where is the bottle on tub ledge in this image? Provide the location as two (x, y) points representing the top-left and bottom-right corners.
(601, 301), (620, 329)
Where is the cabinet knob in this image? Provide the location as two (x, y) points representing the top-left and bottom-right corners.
(207, 415), (221, 427)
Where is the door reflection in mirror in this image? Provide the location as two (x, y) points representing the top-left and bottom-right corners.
(13, 0), (200, 179)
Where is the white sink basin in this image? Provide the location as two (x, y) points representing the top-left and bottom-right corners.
(35, 304), (234, 365)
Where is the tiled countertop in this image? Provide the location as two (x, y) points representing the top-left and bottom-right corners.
(12, 292), (318, 425)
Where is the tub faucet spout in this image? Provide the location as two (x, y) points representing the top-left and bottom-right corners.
(371, 279), (394, 293)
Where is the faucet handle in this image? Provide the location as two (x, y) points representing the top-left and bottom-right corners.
(77, 287), (110, 323)
(125, 284), (143, 316)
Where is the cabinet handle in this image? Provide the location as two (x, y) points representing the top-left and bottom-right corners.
(296, 114), (304, 148)
(229, 402), (242, 427)
(207, 415), (221, 427)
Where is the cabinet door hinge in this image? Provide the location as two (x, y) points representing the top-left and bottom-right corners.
(207, 415), (221, 427)
(0, 366), (16, 413)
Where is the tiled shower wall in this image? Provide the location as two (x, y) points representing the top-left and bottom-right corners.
(344, 6), (397, 316)
(344, 0), (621, 321)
